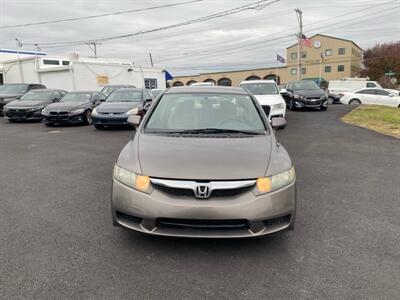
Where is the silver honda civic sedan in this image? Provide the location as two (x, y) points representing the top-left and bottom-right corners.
(111, 86), (296, 238)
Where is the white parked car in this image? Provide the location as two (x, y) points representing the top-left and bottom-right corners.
(340, 88), (400, 107)
(239, 80), (286, 123)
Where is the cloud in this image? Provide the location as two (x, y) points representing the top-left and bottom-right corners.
(0, 0), (399, 76)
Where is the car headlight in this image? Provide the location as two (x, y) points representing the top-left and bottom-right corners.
(2, 106), (9, 111)
(272, 103), (285, 109)
(126, 107), (139, 115)
(293, 94), (303, 100)
(41, 109), (50, 116)
(92, 108), (98, 116)
(321, 95), (328, 100)
(113, 164), (152, 194)
(255, 166), (295, 196)
(69, 108), (85, 116)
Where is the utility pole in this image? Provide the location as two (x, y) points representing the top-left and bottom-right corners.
(295, 9), (303, 81)
(86, 42), (101, 58)
(34, 43), (42, 84)
(15, 38), (25, 83)
(149, 53), (154, 67)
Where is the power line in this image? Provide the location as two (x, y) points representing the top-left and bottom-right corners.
(0, 0), (204, 29)
(25, 0), (281, 47)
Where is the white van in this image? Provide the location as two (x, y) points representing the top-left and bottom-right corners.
(328, 79), (382, 94)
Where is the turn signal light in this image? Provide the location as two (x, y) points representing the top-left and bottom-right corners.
(135, 175), (150, 191)
(256, 177), (272, 193)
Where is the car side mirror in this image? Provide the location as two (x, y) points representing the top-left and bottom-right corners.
(127, 115), (141, 127)
(16, 95), (22, 99)
(280, 88), (288, 94)
(53, 97), (60, 102)
(271, 117), (286, 130)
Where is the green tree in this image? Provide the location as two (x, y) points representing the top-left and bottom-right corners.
(361, 41), (400, 88)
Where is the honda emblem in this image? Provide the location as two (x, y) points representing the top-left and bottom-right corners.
(194, 184), (211, 199)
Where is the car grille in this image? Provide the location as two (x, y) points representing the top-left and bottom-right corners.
(7, 108), (29, 115)
(49, 111), (69, 116)
(157, 218), (249, 231)
(154, 184), (253, 198)
(100, 112), (124, 115)
(261, 105), (270, 116)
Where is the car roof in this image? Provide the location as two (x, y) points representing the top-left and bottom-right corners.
(165, 86), (248, 95)
(240, 80), (276, 84)
(28, 89), (65, 92)
(112, 88), (144, 92)
(67, 90), (98, 94)
(102, 84), (135, 87)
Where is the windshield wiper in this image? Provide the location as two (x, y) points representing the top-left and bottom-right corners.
(163, 128), (265, 135)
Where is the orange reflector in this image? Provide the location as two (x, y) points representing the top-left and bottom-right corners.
(135, 175), (150, 191)
(256, 177), (271, 193)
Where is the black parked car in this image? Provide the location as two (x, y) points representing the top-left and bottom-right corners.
(92, 88), (153, 129)
(0, 83), (46, 114)
(3, 89), (67, 122)
(282, 80), (328, 111)
(42, 91), (103, 126)
(100, 84), (136, 98)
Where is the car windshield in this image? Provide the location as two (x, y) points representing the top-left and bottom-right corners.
(293, 81), (320, 90)
(106, 90), (142, 102)
(61, 93), (92, 102)
(240, 82), (278, 95)
(145, 93), (266, 134)
(20, 91), (53, 101)
(0, 84), (28, 94)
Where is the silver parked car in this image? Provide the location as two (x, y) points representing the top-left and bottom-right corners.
(111, 86), (296, 238)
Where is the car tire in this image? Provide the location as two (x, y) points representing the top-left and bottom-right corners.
(349, 99), (361, 106)
(289, 99), (297, 111)
(320, 105), (328, 111)
(94, 124), (104, 130)
(7, 119), (17, 123)
(84, 110), (92, 125)
(327, 97), (335, 105)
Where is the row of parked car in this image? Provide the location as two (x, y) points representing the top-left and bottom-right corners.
(0, 83), (167, 128)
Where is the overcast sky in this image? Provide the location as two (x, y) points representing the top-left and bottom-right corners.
(0, 0), (399, 76)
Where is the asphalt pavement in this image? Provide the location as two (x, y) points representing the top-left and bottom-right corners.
(1, 105), (399, 299)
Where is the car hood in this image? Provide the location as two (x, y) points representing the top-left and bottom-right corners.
(253, 94), (285, 105)
(46, 101), (87, 111)
(96, 102), (140, 113)
(137, 134), (272, 180)
(294, 89), (326, 97)
(5, 100), (50, 108)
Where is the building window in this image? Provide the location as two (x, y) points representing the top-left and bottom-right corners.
(338, 65), (345, 72)
(325, 49), (332, 56)
(187, 80), (197, 86)
(301, 68), (306, 75)
(43, 59), (60, 65)
(325, 66), (332, 73)
(245, 75), (261, 81)
(204, 78), (216, 85)
(217, 78), (232, 86)
(144, 78), (157, 89)
(291, 68), (297, 75)
(291, 52), (297, 60)
(173, 81), (184, 87)
(301, 52), (307, 59)
(338, 48), (346, 55)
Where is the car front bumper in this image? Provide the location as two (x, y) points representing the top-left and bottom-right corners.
(111, 179), (296, 238)
(43, 114), (85, 124)
(294, 99), (328, 108)
(4, 110), (43, 121)
(92, 114), (128, 125)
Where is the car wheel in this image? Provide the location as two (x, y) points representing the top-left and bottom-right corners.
(327, 97), (335, 105)
(320, 105), (328, 111)
(94, 124), (104, 130)
(289, 99), (297, 111)
(349, 99), (361, 106)
(84, 110), (92, 125)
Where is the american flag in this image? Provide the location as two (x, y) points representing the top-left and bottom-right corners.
(300, 34), (312, 48)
